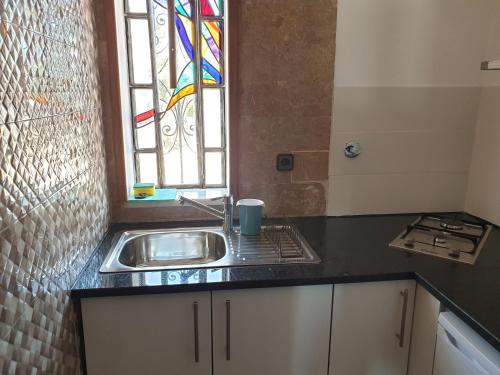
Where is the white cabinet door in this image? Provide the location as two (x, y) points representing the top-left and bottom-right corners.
(329, 280), (416, 375)
(212, 285), (333, 375)
(81, 292), (211, 375)
(407, 284), (440, 375)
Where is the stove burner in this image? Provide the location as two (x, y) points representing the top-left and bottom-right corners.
(434, 233), (448, 245)
(440, 220), (464, 231)
(390, 214), (492, 265)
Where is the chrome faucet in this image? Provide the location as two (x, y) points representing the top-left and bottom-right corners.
(178, 195), (234, 234)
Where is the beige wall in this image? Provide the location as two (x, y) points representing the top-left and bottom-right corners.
(236, 0), (336, 217)
(465, 87), (500, 225)
(465, 3), (500, 225)
(0, 0), (109, 372)
(329, 0), (498, 215)
(109, 0), (338, 221)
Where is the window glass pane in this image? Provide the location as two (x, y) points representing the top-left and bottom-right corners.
(181, 144), (199, 185)
(152, 1), (173, 92)
(133, 89), (154, 115)
(163, 147), (199, 185)
(163, 149), (182, 185)
(200, 0), (223, 17)
(128, 18), (152, 84)
(161, 97), (199, 185)
(203, 88), (222, 147)
(133, 89), (156, 149)
(137, 123), (156, 149)
(126, 0), (147, 13)
(201, 21), (223, 85)
(205, 152), (223, 185)
(125, 0), (227, 188)
(137, 153), (158, 184)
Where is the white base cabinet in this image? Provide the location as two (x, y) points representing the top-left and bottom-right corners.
(81, 292), (212, 375)
(80, 281), (429, 375)
(329, 280), (416, 375)
(81, 285), (332, 375)
(212, 285), (333, 375)
(407, 284), (441, 375)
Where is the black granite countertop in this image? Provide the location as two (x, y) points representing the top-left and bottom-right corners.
(72, 213), (500, 350)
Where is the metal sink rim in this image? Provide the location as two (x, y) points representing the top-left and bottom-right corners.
(99, 226), (321, 273)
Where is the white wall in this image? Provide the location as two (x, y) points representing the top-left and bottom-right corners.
(329, 0), (499, 216)
(465, 4), (500, 226)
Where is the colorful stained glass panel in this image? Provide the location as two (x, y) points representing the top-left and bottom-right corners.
(200, 0), (223, 17)
(175, 0), (192, 17)
(201, 20), (223, 85)
(126, 0), (226, 187)
(163, 11), (197, 109)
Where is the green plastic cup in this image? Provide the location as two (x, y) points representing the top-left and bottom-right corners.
(237, 199), (265, 236)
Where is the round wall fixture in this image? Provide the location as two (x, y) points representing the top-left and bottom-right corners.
(344, 141), (361, 158)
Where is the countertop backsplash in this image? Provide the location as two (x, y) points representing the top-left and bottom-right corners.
(329, 0), (500, 220)
(0, 0), (109, 373)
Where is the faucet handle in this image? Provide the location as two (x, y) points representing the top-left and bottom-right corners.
(210, 194), (232, 202)
(210, 195), (225, 201)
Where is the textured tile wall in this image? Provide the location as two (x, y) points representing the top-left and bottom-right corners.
(0, 0), (109, 373)
(237, 0), (336, 217)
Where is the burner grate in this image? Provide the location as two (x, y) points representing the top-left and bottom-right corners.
(389, 214), (492, 264)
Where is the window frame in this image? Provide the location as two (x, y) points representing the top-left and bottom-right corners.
(123, 0), (228, 189)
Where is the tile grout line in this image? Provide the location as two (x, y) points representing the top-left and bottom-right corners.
(328, 171), (470, 177)
(0, 108), (101, 127)
(0, 17), (81, 48)
(0, 161), (102, 238)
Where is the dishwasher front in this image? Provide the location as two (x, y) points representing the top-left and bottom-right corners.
(433, 311), (499, 375)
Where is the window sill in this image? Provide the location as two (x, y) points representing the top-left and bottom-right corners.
(124, 188), (229, 208)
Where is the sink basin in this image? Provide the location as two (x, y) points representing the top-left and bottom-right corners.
(118, 231), (226, 268)
(100, 226), (321, 273)
(100, 229), (226, 272)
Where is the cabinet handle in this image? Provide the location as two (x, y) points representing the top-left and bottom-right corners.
(225, 300), (231, 360)
(193, 301), (199, 362)
(396, 289), (409, 348)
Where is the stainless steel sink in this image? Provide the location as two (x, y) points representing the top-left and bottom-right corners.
(100, 226), (320, 273)
(118, 231), (226, 268)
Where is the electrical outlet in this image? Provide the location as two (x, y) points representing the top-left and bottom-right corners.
(276, 154), (294, 171)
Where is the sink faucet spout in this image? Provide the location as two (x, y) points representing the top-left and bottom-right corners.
(178, 195), (234, 234)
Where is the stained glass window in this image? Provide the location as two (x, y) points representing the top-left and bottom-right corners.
(200, 0), (223, 17)
(124, 0), (226, 188)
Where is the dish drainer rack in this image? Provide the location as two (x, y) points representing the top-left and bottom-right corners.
(263, 225), (305, 259)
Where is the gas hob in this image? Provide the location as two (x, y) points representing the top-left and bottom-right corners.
(389, 215), (492, 264)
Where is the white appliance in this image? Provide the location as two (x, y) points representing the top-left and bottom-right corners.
(433, 311), (500, 375)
